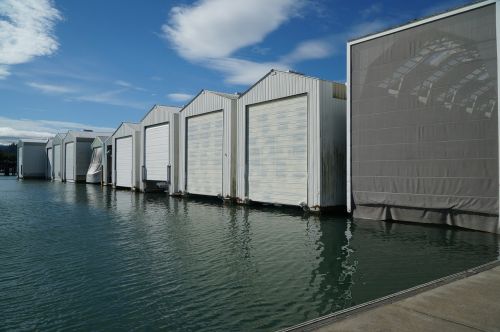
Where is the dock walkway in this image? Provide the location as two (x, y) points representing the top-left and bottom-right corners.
(283, 261), (500, 332)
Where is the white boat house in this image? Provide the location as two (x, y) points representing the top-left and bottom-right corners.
(139, 105), (181, 194)
(236, 70), (347, 210)
(179, 90), (238, 198)
(86, 136), (110, 184)
(63, 131), (112, 183)
(52, 133), (66, 181)
(17, 139), (48, 179)
(111, 123), (141, 190)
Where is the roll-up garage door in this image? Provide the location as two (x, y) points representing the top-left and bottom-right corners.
(18, 147), (23, 177)
(145, 123), (169, 181)
(47, 148), (53, 178)
(65, 142), (75, 181)
(247, 95), (308, 206)
(187, 111), (223, 196)
(54, 145), (61, 180)
(116, 136), (133, 188)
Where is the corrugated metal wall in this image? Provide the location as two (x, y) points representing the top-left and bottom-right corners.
(139, 106), (180, 194)
(103, 138), (112, 185)
(179, 91), (237, 197)
(236, 71), (321, 207)
(320, 80), (347, 206)
(46, 139), (53, 179)
(236, 71), (346, 208)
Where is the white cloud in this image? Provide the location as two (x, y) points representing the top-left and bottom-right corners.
(162, 0), (305, 85)
(0, 0), (61, 78)
(162, 0), (305, 60)
(0, 116), (115, 144)
(27, 82), (76, 94)
(161, 0), (392, 86)
(167, 93), (194, 102)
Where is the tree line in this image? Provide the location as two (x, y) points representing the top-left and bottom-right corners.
(0, 143), (17, 175)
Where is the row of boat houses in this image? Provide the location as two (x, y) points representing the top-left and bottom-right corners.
(18, 70), (347, 212)
(16, 1), (500, 234)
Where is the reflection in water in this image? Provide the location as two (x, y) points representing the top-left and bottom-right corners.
(0, 179), (498, 331)
(377, 33), (495, 118)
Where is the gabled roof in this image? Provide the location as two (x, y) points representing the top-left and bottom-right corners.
(92, 135), (110, 145)
(53, 133), (67, 145)
(110, 122), (140, 138)
(180, 89), (239, 113)
(140, 104), (181, 122)
(65, 130), (113, 140)
(91, 136), (109, 148)
(239, 69), (340, 98)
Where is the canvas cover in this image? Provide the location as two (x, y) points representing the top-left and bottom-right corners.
(86, 147), (103, 183)
(350, 5), (499, 233)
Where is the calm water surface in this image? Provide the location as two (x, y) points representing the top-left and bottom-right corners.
(1, 178), (498, 331)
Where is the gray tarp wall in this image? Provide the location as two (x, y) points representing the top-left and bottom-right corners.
(350, 4), (499, 233)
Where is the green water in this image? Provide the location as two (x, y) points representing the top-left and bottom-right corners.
(0, 178), (498, 331)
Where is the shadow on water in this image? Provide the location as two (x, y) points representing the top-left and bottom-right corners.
(0, 179), (498, 331)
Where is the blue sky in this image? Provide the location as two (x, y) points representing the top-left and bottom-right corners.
(0, 0), (470, 144)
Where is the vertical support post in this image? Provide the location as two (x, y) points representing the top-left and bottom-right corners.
(346, 43), (352, 213)
(496, 1), (500, 233)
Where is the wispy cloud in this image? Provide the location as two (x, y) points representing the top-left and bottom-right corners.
(361, 3), (382, 18)
(420, 0), (469, 17)
(0, 0), (62, 79)
(114, 80), (146, 91)
(0, 116), (115, 144)
(27, 82), (77, 94)
(162, 0), (305, 85)
(167, 93), (194, 102)
(73, 89), (148, 110)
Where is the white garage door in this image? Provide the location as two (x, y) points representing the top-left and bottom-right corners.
(116, 136), (133, 188)
(18, 147), (23, 177)
(47, 148), (53, 178)
(145, 123), (169, 181)
(54, 145), (61, 180)
(187, 111), (223, 196)
(247, 95), (308, 206)
(65, 142), (75, 181)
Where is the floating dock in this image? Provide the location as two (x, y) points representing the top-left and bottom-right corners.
(283, 261), (500, 332)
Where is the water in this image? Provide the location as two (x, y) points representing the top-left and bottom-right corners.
(0, 178), (498, 331)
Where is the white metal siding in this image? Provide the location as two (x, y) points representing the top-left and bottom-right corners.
(65, 142), (75, 181)
(247, 95), (308, 205)
(237, 71), (322, 207)
(54, 145), (61, 180)
(18, 147), (23, 177)
(186, 111), (223, 195)
(179, 91), (237, 197)
(47, 147), (53, 178)
(116, 136), (133, 188)
(145, 123), (170, 181)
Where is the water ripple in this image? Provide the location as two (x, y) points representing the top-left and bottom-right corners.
(0, 178), (498, 331)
